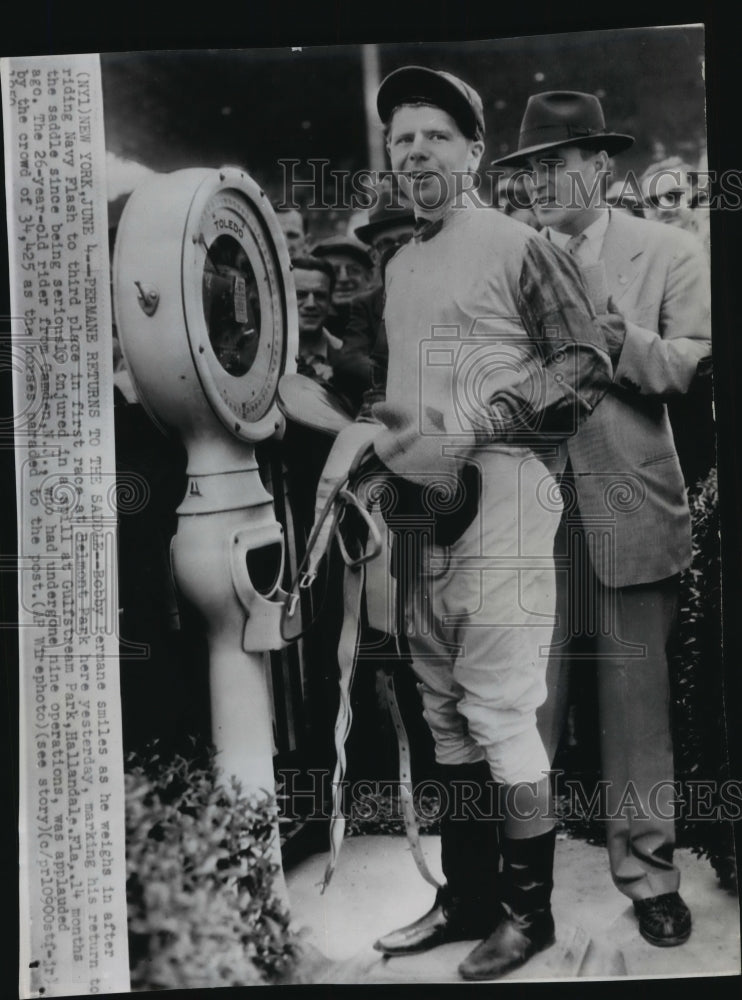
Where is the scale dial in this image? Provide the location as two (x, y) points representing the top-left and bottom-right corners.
(182, 171), (293, 440)
(113, 166), (296, 447)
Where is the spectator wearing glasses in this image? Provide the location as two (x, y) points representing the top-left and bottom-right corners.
(310, 234), (375, 341)
(639, 159), (700, 233)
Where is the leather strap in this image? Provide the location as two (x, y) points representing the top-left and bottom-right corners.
(281, 460), (381, 643)
(380, 661), (442, 891)
(321, 559), (365, 892)
(316, 471), (438, 894)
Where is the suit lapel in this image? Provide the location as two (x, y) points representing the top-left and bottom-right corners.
(600, 210), (645, 303)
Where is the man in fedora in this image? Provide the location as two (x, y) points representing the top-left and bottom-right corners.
(310, 67), (615, 981)
(354, 181), (417, 272)
(494, 91), (711, 947)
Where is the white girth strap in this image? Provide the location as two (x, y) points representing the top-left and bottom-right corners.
(318, 498), (441, 894)
(321, 558), (365, 893)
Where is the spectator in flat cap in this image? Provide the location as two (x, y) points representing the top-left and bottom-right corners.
(310, 234), (375, 341)
(495, 90), (712, 951)
(311, 235), (374, 303)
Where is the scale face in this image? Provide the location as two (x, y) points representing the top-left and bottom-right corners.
(114, 166), (297, 445)
(184, 183), (288, 433)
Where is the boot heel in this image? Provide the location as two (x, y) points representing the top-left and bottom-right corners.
(459, 828), (557, 981)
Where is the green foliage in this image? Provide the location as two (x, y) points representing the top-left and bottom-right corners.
(125, 745), (296, 989)
(345, 790), (442, 837)
(670, 466), (737, 890)
(344, 788), (582, 841)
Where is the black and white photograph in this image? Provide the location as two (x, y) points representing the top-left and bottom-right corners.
(2, 13), (741, 996)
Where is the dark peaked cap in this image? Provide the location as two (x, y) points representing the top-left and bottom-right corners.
(492, 91), (634, 167)
(310, 235), (373, 270)
(377, 65), (485, 141)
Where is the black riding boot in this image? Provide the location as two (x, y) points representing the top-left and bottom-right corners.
(373, 760), (500, 956)
(458, 827), (557, 980)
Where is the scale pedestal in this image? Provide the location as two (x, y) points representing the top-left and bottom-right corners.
(114, 166), (299, 902)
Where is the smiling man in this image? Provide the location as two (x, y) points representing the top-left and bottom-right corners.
(309, 66), (617, 981)
(387, 107), (480, 217)
(311, 235), (374, 306)
(292, 255), (343, 381)
(310, 235), (375, 344)
(494, 91), (712, 951)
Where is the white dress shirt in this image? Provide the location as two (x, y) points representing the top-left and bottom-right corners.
(548, 210), (610, 264)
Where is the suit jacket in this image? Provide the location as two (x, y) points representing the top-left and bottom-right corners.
(566, 210), (711, 587)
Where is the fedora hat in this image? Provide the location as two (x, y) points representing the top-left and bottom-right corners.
(492, 91), (634, 167)
(354, 201), (416, 245)
(354, 189), (415, 245)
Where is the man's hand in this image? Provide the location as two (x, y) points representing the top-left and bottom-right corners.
(596, 297), (627, 364)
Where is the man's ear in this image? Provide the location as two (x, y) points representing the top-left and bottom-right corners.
(593, 149), (610, 175)
(467, 139), (485, 173)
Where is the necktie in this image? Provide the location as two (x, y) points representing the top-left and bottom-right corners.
(413, 216), (444, 243)
(565, 232), (587, 261)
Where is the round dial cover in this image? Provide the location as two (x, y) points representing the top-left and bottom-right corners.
(181, 171), (293, 440)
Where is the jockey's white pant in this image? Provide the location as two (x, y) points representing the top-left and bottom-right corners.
(397, 448), (562, 787)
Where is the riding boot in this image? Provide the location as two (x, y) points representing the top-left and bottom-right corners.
(373, 760), (500, 955)
(458, 827), (557, 980)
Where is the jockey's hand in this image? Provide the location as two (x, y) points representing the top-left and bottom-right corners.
(372, 403), (477, 485)
(306, 421), (382, 580)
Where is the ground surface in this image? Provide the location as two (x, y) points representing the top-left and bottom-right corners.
(285, 834), (740, 984)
